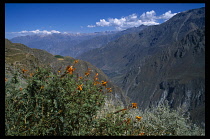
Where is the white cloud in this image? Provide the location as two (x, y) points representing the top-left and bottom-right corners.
(19, 30), (28, 33)
(96, 19), (110, 26)
(87, 25), (96, 28)
(157, 10), (177, 21)
(6, 29), (62, 38)
(140, 10), (156, 22)
(127, 13), (138, 21)
(11, 29), (61, 35)
(87, 10), (177, 30)
(49, 30), (60, 34)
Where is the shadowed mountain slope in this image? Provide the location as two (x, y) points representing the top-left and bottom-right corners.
(77, 7), (205, 126)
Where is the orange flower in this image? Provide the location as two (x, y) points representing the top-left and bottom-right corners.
(139, 132), (145, 136)
(77, 84), (83, 91)
(5, 78), (7, 82)
(85, 72), (90, 76)
(95, 77), (99, 81)
(22, 69), (28, 74)
(19, 88), (23, 91)
(136, 116), (142, 121)
(101, 81), (108, 86)
(131, 103), (138, 109)
(74, 60), (79, 64)
(66, 66), (75, 74)
(93, 81), (100, 85)
(40, 86), (44, 90)
(106, 87), (112, 92)
(78, 76), (83, 80)
(93, 73), (99, 81)
(84, 68), (92, 76)
(66, 65), (70, 70)
(29, 73), (34, 77)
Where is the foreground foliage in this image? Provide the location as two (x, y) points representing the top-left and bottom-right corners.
(5, 62), (205, 136)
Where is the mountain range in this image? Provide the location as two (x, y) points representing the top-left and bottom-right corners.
(9, 26), (147, 58)
(6, 7), (205, 127)
(77, 7), (205, 127)
(9, 32), (113, 58)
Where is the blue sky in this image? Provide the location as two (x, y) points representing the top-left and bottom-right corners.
(5, 3), (205, 39)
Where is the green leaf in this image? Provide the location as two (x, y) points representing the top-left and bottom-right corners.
(59, 116), (64, 123)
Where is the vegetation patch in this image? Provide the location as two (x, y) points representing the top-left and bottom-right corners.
(54, 55), (64, 59)
(5, 60), (205, 136)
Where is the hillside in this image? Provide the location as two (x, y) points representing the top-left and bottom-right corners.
(77, 7), (205, 127)
(5, 39), (129, 106)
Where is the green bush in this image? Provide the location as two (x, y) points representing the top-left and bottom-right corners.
(126, 102), (205, 136)
(54, 55), (64, 58)
(91, 100), (205, 136)
(5, 64), (106, 136)
(5, 62), (205, 136)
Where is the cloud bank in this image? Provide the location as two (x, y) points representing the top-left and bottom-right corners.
(87, 10), (177, 30)
(13, 29), (60, 35)
(6, 29), (61, 38)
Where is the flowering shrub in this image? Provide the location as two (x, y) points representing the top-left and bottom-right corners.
(5, 60), (205, 136)
(94, 100), (205, 136)
(5, 62), (106, 136)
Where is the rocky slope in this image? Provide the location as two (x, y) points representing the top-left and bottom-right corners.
(5, 39), (129, 106)
(78, 7), (205, 127)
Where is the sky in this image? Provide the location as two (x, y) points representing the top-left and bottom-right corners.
(5, 3), (205, 39)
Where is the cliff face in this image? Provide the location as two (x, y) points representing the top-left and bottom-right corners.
(78, 7), (205, 126)
(117, 28), (205, 127)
